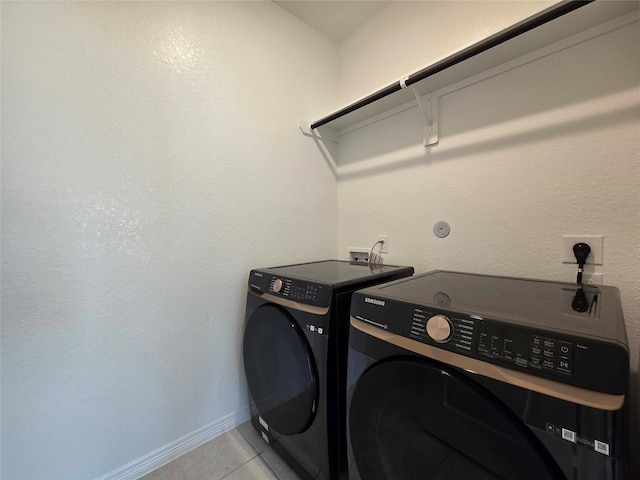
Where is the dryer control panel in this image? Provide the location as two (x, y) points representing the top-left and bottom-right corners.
(476, 321), (575, 377)
(249, 270), (332, 307)
(351, 282), (629, 396)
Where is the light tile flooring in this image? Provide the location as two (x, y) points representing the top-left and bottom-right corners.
(140, 421), (302, 480)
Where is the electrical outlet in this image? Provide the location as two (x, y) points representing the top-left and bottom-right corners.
(349, 248), (370, 265)
(378, 235), (388, 254)
(562, 235), (604, 265)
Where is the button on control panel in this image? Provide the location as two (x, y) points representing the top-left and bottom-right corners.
(530, 335), (574, 376)
(477, 322), (574, 378)
(426, 314), (452, 343)
(289, 283), (320, 302)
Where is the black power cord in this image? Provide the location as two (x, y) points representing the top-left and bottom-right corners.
(572, 242), (591, 285)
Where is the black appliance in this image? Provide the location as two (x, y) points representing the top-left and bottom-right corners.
(243, 260), (414, 480)
(347, 271), (629, 480)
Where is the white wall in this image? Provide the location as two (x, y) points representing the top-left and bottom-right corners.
(1, 2), (337, 479)
(3, 1), (639, 479)
(336, 0), (639, 476)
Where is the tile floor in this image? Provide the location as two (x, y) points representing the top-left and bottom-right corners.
(140, 421), (302, 480)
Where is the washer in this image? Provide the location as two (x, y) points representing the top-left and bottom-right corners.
(243, 260), (414, 480)
(347, 271), (629, 480)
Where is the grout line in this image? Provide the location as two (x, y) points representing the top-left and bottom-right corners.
(258, 452), (282, 480)
(217, 454), (275, 480)
(216, 427), (265, 480)
(224, 426), (299, 480)
(236, 426), (262, 456)
(217, 458), (250, 480)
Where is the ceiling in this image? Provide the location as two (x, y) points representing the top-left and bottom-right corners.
(273, 1), (390, 42)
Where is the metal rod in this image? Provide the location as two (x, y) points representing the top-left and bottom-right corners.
(405, 0), (592, 87)
(310, 83), (402, 130)
(310, 0), (592, 131)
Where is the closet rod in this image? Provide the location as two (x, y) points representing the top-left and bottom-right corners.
(310, 0), (592, 131)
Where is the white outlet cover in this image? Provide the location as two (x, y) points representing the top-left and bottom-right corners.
(583, 272), (603, 285)
(562, 235), (603, 265)
(348, 248), (370, 264)
(378, 235), (388, 254)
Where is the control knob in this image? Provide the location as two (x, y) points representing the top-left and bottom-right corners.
(426, 314), (453, 343)
(272, 278), (283, 293)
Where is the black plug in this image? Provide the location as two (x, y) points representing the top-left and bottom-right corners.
(573, 242), (591, 284)
(571, 287), (589, 312)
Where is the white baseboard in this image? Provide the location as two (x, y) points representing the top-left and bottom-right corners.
(95, 407), (251, 480)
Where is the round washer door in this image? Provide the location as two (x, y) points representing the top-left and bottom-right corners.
(349, 358), (565, 480)
(243, 303), (318, 435)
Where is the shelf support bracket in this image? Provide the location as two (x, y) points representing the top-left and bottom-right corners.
(298, 119), (338, 144)
(402, 79), (438, 147)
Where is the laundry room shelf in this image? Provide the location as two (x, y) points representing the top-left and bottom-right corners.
(301, 0), (638, 139)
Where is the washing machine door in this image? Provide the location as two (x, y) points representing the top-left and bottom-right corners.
(243, 304), (318, 436)
(349, 358), (566, 480)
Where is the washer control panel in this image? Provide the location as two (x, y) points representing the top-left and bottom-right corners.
(249, 270), (331, 307)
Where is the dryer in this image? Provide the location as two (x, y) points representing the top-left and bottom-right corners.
(243, 260), (414, 480)
(346, 271), (629, 480)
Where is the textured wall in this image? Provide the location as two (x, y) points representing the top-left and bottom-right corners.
(1, 2), (337, 479)
(336, 1), (639, 476)
(3, 2), (638, 479)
